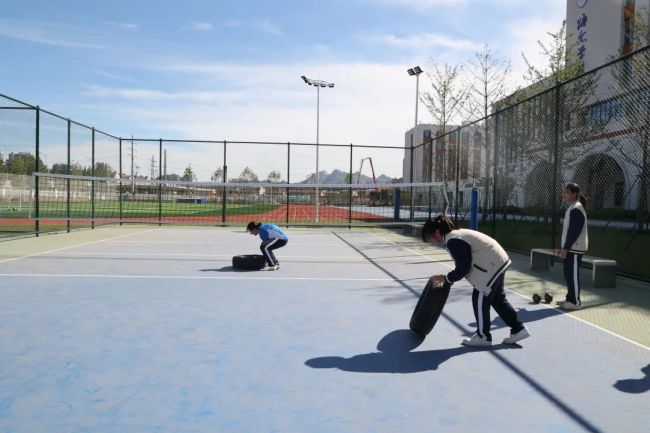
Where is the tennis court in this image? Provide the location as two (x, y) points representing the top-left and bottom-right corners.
(0, 226), (648, 433)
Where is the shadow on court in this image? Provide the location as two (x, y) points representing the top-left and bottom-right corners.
(199, 266), (262, 273)
(467, 306), (564, 329)
(614, 364), (650, 394)
(305, 329), (519, 374)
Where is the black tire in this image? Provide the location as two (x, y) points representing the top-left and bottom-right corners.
(232, 254), (267, 270)
(409, 280), (451, 336)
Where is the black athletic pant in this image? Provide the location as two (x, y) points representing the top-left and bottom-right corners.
(563, 252), (583, 305)
(472, 273), (524, 341)
(260, 238), (287, 266)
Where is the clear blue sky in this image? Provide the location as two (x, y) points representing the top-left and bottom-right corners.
(1, 0), (565, 180)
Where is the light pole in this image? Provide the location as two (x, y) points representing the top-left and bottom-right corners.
(407, 66), (423, 220)
(301, 75), (334, 223)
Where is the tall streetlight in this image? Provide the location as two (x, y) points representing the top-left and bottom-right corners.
(407, 66), (423, 222)
(301, 75), (334, 223)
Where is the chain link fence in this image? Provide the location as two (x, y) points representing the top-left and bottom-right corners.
(2, 45), (650, 278)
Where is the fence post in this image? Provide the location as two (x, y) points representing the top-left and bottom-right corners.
(286, 142), (290, 225)
(422, 139), (433, 219)
(491, 112), (499, 237)
(455, 128), (461, 224)
(67, 119), (71, 232)
(409, 138), (414, 222)
(119, 137), (123, 226)
(158, 138), (162, 226)
(349, 143), (353, 228)
(35, 106), (40, 237)
(91, 127), (95, 229)
(551, 83), (561, 251)
(221, 140), (227, 224)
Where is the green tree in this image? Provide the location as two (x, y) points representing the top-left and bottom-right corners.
(239, 167), (259, 183)
(267, 170), (282, 183)
(94, 162), (116, 178)
(6, 153), (46, 175)
(182, 165), (197, 182)
(211, 167), (224, 182)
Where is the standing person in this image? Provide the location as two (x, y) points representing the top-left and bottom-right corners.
(556, 183), (589, 310)
(246, 222), (288, 271)
(423, 215), (530, 346)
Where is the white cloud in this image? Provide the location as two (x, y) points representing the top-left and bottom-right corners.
(0, 18), (109, 50)
(377, 0), (468, 9)
(106, 21), (140, 31)
(506, 15), (565, 87)
(188, 21), (213, 31)
(371, 33), (480, 51)
(93, 70), (137, 83)
(79, 61), (417, 180)
(217, 19), (283, 36)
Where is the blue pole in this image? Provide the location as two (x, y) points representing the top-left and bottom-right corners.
(469, 187), (479, 230)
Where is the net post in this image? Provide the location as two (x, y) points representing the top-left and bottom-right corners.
(286, 142), (290, 225)
(67, 119), (71, 232)
(158, 138), (162, 226)
(91, 127), (95, 229)
(349, 143), (353, 228)
(35, 106), (40, 236)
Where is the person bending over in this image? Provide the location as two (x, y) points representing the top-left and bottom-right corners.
(246, 222), (288, 271)
(422, 215), (530, 346)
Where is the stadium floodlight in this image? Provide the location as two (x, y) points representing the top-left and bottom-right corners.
(300, 75), (335, 222)
(407, 66), (423, 128)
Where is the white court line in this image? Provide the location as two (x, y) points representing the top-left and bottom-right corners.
(0, 228), (157, 265)
(105, 240), (347, 246)
(370, 232), (650, 352)
(0, 273), (423, 282)
(45, 252), (415, 261)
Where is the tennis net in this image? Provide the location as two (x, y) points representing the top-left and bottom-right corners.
(30, 173), (450, 226)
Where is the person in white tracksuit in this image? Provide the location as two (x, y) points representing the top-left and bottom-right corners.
(556, 183), (589, 310)
(423, 215), (531, 346)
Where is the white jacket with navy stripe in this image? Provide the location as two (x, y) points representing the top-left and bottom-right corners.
(444, 229), (511, 295)
(561, 201), (588, 253)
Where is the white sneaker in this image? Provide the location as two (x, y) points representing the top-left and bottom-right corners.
(502, 327), (531, 344)
(560, 301), (582, 310)
(269, 263), (279, 271)
(462, 333), (492, 347)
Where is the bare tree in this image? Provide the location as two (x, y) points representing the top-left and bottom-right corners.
(465, 44), (512, 220)
(420, 62), (468, 184)
(239, 167), (259, 183)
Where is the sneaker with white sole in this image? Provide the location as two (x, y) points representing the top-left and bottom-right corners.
(462, 333), (492, 347)
(560, 301), (582, 310)
(502, 327), (531, 344)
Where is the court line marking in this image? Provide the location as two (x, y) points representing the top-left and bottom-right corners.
(0, 273), (422, 282)
(370, 232), (650, 352)
(43, 252), (415, 261)
(0, 228), (157, 265)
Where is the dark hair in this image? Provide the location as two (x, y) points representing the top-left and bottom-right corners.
(421, 215), (455, 242)
(246, 221), (261, 232)
(565, 183), (588, 209)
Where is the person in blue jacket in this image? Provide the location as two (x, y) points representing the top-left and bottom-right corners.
(423, 215), (530, 346)
(556, 183), (589, 310)
(246, 222), (288, 271)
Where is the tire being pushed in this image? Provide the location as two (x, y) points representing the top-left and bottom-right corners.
(409, 279), (451, 337)
(232, 254), (267, 270)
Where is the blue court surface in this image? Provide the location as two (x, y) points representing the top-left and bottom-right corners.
(0, 227), (648, 433)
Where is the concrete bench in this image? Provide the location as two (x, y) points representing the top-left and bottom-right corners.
(530, 248), (617, 288)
